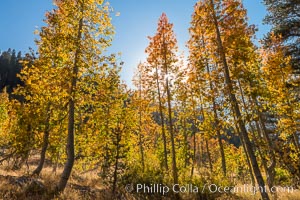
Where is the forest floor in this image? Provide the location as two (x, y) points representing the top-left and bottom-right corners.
(0, 156), (120, 200)
(0, 157), (299, 200)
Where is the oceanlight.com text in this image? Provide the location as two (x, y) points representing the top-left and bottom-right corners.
(125, 183), (294, 195)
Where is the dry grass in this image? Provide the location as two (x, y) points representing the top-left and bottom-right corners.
(0, 159), (299, 200)
(0, 160), (113, 200)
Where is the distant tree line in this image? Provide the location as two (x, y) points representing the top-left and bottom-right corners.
(0, 48), (23, 94)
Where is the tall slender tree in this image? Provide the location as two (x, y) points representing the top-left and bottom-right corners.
(188, 0), (270, 199)
(19, 0), (114, 193)
(145, 13), (179, 187)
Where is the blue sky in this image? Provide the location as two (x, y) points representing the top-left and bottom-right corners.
(0, 0), (270, 87)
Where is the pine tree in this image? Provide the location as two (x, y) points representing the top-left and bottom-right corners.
(261, 34), (300, 180)
(263, 0), (300, 72)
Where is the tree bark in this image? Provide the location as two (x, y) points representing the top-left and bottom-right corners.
(112, 129), (121, 196)
(32, 104), (51, 176)
(182, 118), (189, 168)
(138, 78), (145, 172)
(190, 124), (197, 177)
(206, 62), (226, 176)
(166, 77), (179, 186)
(155, 65), (168, 171)
(234, 123), (256, 186)
(205, 139), (213, 174)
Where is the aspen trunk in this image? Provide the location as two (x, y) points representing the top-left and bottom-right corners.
(252, 98), (276, 193)
(182, 118), (189, 168)
(138, 75), (145, 171)
(206, 63), (226, 176)
(57, 5), (83, 192)
(112, 130), (121, 196)
(166, 77), (179, 186)
(155, 65), (168, 171)
(234, 124), (256, 186)
(163, 37), (179, 198)
(209, 1), (269, 199)
(205, 139), (213, 174)
(32, 105), (51, 176)
(239, 76), (276, 192)
(190, 126), (197, 177)
(236, 78), (271, 187)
